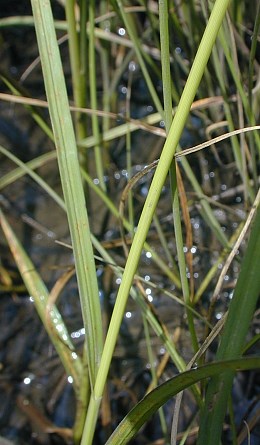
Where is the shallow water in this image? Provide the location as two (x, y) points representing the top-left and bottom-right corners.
(0, 2), (259, 444)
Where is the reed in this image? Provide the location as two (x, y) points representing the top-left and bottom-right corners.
(0, 1), (259, 444)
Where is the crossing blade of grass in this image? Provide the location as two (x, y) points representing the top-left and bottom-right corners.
(105, 357), (260, 445)
(197, 201), (260, 445)
(0, 145), (65, 210)
(0, 72), (54, 141)
(81, 1), (231, 443)
(0, 208), (88, 442)
(0, 143), (181, 287)
(30, 0), (103, 389)
(0, 208), (83, 386)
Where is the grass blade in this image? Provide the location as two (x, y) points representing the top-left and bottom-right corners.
(30, 0), (103, 388)
(81, 1), (231, 443)
(197, 201), (260, 445)
(105, 357), (260, 445)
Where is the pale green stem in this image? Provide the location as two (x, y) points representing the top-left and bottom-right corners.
(30, 0), (103, 391)
(65, 0), (86, 140)
(81, 1), (231, 443)
(89, 0), (106, 190)
(159, 0), (198, 351)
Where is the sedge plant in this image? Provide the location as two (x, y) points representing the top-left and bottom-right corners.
(0, 0), (259, 444)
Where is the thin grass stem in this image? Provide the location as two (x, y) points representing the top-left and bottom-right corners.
(81, 2), (232, 443)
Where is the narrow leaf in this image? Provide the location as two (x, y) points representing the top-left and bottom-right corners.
(105, 358), (260, 445)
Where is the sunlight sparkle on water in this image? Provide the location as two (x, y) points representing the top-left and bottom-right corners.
(129, 61), (136, 72)
(120, 85), (127, 94)
(24, 377), (31, 385)
(71, 327), (85, 339)
(216, 312), (223, 320)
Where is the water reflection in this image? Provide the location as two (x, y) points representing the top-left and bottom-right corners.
(118, 27), (126, 36)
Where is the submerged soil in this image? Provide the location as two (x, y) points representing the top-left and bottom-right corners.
(0, 2), (259, 445)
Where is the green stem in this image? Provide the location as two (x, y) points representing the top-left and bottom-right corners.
(65, 0), (86, 140)
(159, 0), (198, 353)
(81, 1), (231, 443)
(89, 0), (106, 190)
(31, 0), (103, 391)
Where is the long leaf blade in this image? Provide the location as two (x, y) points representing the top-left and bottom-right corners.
(105, 358), (260, 445)
(30, 0), (103, 387)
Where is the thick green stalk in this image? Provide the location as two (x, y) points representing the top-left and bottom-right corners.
(81, 1), (231, 443)
(30, 0), (103, 389)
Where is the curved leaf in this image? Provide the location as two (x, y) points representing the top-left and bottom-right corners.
(105, 357), (260, 445)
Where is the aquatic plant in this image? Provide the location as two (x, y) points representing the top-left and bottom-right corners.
(0, 1), (259, 444)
